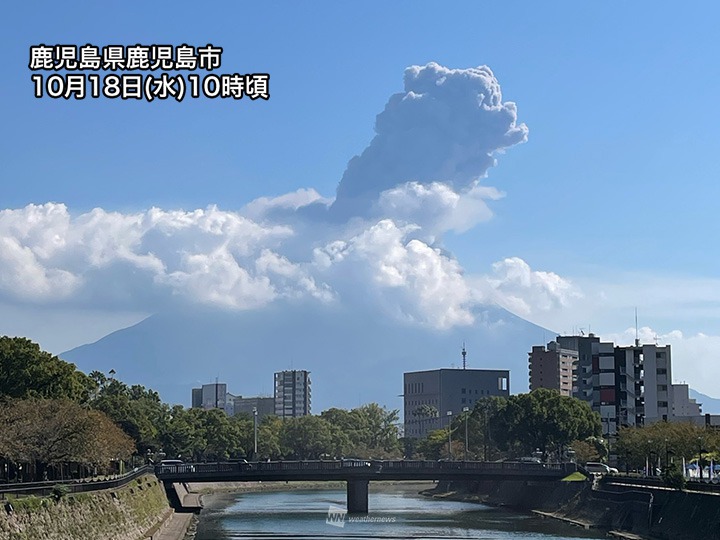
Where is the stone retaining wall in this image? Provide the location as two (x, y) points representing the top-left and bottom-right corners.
(0, 475), (171, 540)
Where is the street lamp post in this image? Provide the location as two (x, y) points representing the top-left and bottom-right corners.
(483, 408), (489, 462)
(699, 437), (704, 480)
(462, 406), (470, 461)
(253, 406), (258, 457)
(446, 411), (453, 460)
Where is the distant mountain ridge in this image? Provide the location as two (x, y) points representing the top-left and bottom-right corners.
(689, 389), (720, 415)
(60, 303), (553, 412)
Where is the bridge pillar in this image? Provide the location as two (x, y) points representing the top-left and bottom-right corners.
(346, 479), (369, 514)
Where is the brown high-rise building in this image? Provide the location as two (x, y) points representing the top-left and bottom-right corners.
(528, 341), (577, 396)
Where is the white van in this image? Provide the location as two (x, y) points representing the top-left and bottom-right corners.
(585, 462), (618, 475)
(158, 459), (195, 473)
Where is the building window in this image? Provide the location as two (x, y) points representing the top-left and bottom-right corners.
(461, 398), (466, 404)
(657, 368), (667, 375)
(461, 388), (466, 394)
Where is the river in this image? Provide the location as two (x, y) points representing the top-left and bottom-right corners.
(193, 484), (605, 540)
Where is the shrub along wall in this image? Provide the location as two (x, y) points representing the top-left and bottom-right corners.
(0, 475), (171, 540)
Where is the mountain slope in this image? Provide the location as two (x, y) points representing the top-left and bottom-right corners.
(61, 303), (554, 412)
(689, 389), (720, 415)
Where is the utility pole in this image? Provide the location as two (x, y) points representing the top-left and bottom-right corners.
(699, 437), (704, 480)
(483, 408), (488, 462)
(462, 406), (470, 461)
(446, 411), (453, 460)
(253, 406), (258, 457)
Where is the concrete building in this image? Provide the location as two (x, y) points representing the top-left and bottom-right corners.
(556, 334), (600, 402)
(274, 370), (311, 418)
(403, 368), (510, 439)
(633, 343), (672, 423)
(191, 382), (234, 415)
(528, 341), (577, 396)
(234, 396), (275, 420)
(191, 387), (203, 409)
(550, 336), (698, 434)
(670, 384), (701, 418)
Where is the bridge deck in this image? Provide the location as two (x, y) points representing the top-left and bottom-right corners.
(155, 460), (578, 483)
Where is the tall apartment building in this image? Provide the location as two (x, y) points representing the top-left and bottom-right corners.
(528, 341), (577, 396)
(274, 370), (311, 418)
(190, 382), (234, 415)
(548, 335), (695, 435)
(556, 334), (599, 402)
(403, 368), (510, 439)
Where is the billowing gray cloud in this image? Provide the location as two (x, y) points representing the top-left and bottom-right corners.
(332, 62), (528, 218)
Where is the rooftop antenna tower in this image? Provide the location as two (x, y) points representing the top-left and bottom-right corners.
(634, 307), (640, 347)
(462, 343), (467, 370)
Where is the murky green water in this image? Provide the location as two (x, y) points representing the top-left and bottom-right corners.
(193, 485), (604, 540)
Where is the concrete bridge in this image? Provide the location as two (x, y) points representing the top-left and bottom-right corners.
(155, 459), (579, 513)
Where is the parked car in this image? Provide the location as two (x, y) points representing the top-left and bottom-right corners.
(584, 462), (618, 475)
(341, 458), (371, 467)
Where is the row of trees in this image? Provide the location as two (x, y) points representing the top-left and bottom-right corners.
(0, 337), (403, 481)
(409, 389), (603, 461)
(615, 420), (720, 471)
(0, 399), (135, 480)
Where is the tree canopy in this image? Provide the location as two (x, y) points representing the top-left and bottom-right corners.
(487, 389), (601, 456)
(0, 336), (92, 402)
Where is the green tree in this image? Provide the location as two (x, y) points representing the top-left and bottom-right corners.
(321, 404), (401, 458)
(257, 415), (283, 459)
(416, 429), (450, 460)
(90, 378), (169, 452)
(280, 416), (345, 459)
(158, 405), (206, 461)
(489, 389), (601, 457)
(0, 337), (92, 402)
(615, 421), (720, 472)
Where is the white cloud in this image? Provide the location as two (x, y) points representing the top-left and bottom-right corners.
(0, 63), (563, 333)
(242, 188), (332, 221)
(470, 257), (581, 317)
(312, 219), (475, 328)
(376, 181), (504, 239)
(0, 203), (303, 311)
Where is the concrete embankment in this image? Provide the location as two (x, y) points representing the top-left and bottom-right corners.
(0, 474), (184, 540)
(426, 478), (720, 540)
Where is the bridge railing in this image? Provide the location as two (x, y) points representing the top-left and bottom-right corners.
(155, 460), (576, 477)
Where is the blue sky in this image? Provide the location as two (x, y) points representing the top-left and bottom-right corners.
(2, 2), (720, 393)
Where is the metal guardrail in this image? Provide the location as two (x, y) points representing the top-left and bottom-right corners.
(0, 465), (154, 499)
(603, 475), (720, 494)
